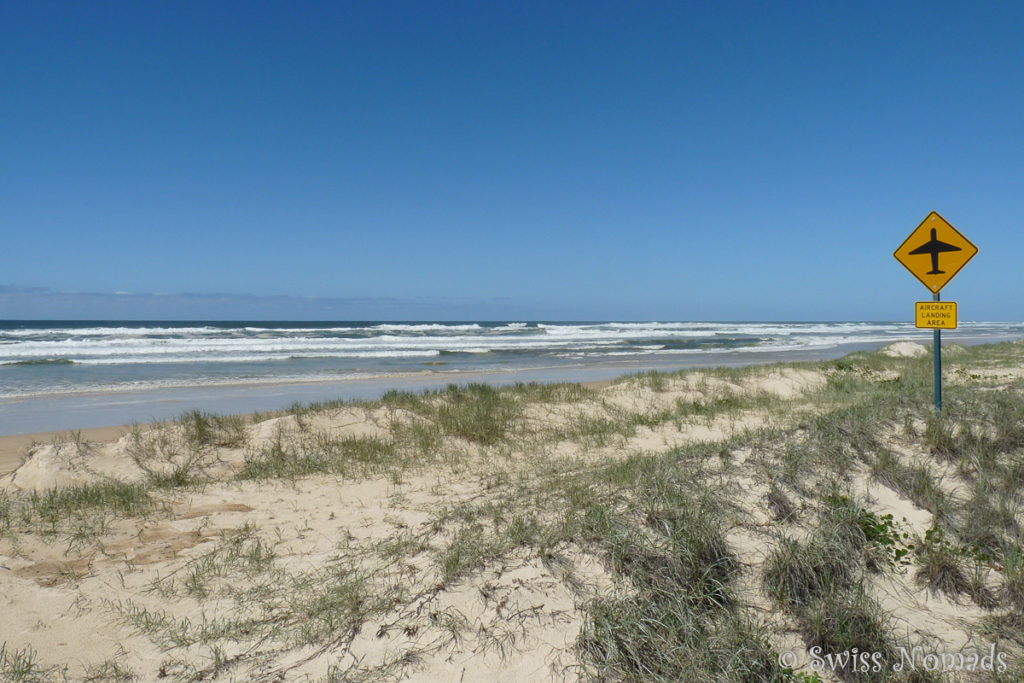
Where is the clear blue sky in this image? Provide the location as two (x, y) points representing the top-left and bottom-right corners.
(2, 1), (1022, 321)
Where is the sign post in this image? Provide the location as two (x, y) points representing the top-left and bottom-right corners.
(894, 211), (977, 412)
(916, 297), (957, 410)
(932, 292), (942, 411)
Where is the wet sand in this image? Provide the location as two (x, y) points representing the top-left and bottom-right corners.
(0, 343), (893, 440)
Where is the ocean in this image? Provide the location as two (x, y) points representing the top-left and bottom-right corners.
(2, 320), (1022, 434)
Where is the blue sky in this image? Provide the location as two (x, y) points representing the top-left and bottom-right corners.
(2, 1), (1022, 321)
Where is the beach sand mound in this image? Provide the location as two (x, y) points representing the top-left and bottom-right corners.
(880, 341), (928, 358)
(1, 437), (147, 492)
(943, 342), (968, 356)
(744, 368), (826, 399)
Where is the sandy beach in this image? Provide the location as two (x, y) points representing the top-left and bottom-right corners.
(2, 340), (1024, 680)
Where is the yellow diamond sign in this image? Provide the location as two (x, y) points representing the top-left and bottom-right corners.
(894, 211), (977, 293)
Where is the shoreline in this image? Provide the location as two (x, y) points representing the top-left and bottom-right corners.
(0, 342), (885, 438)
(1, 337), (1016, 473)
(5, 322), (1021, 440)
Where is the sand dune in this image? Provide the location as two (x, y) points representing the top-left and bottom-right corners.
(2, 341), (1023, 680)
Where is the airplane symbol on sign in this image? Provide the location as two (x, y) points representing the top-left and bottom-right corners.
(894, 211), (976, 294)
(907, 228), (962, 275)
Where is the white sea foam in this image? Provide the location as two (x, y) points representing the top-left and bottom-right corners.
(0, 326), (227, 337)
(370, 323), (484, 332)
(2, 322), (1021, 374)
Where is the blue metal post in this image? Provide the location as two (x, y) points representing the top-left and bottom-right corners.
(933, 292), (941, 412)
